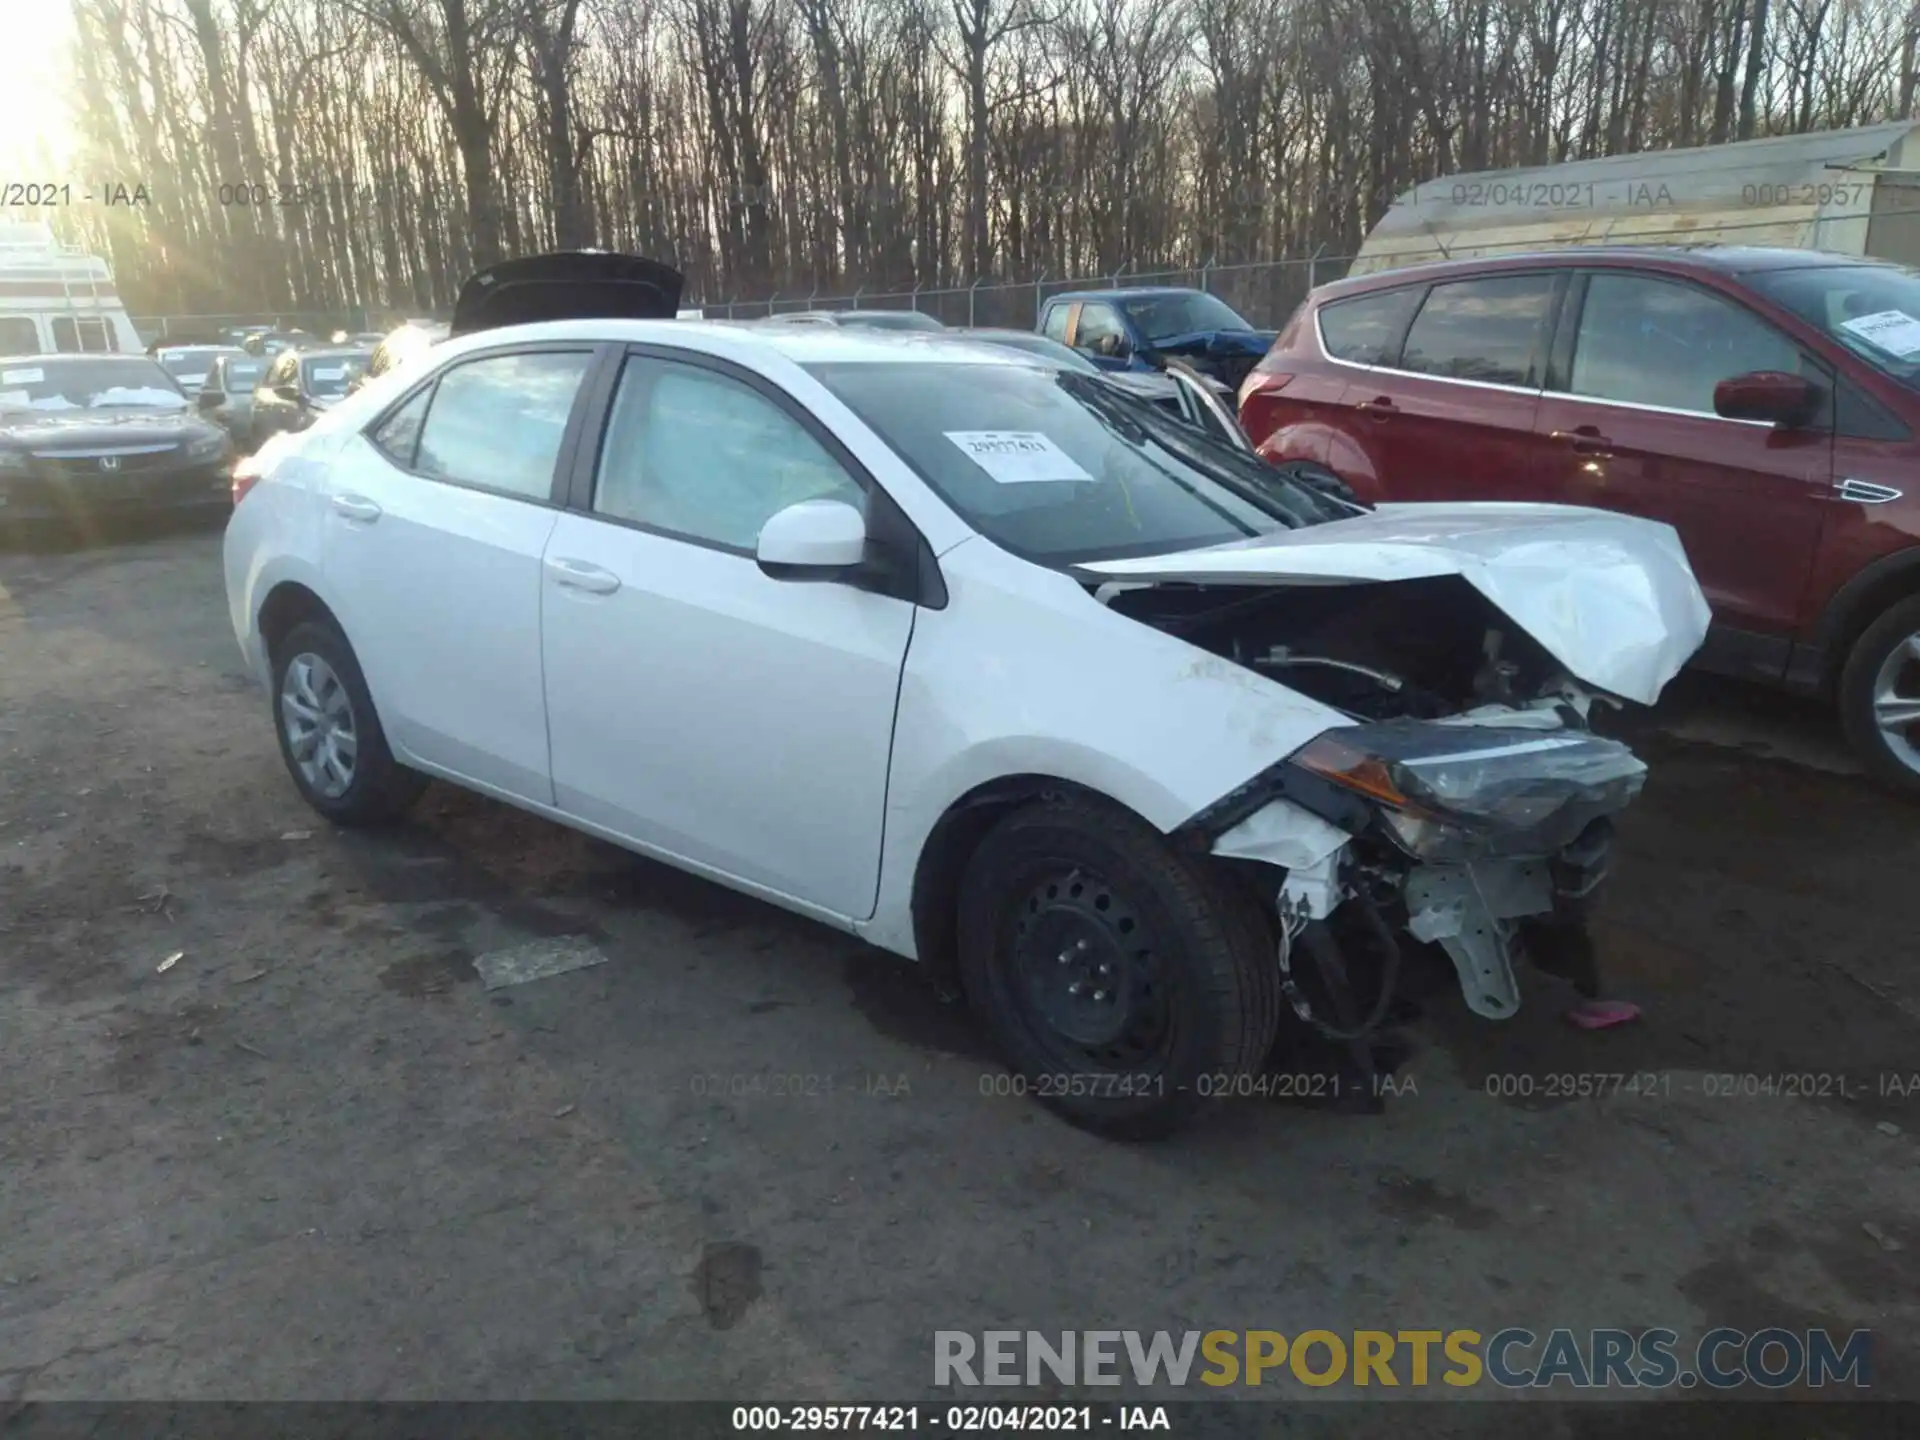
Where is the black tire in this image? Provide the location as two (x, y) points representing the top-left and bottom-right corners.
(269, 619), (426, 826)
(956, 793), (1281, 1140)
(1839, 594), (1920, 798)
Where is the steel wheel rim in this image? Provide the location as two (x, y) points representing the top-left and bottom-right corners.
(1007, 865), (1173, 1072)
(281, 652), (358, 799)
(1872, 632), (1920, 774)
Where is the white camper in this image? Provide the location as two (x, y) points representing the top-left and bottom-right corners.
(0, 218), (143, 355)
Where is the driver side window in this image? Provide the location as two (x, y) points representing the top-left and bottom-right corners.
(592, 355), (865, 552)
(1074, 303), (1128, 359)
(1570, 273), (1806, 416)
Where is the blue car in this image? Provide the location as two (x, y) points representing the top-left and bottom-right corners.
(1037, 286), (1278, 390)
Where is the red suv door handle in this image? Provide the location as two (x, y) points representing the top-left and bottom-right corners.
(1552, 424), (1614, 457)
(1355, 395), (1397, 420)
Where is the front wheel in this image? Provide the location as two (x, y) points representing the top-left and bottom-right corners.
(1839, 594), (1920, 798)
(270, 620), (425, 825)
(956, 793), (1281, 1140)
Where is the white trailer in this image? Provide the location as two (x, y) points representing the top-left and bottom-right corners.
(1352, 120), (1920, 277)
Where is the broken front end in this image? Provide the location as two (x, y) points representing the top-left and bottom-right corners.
(1125, 575), (1657, 1039)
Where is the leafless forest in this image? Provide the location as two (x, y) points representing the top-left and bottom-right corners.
(63, 0), (1920, 318)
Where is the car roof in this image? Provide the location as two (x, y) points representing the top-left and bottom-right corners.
(296, 347), (374, 361)
(426, 318), (1039, 370)
(1318, 244), (1882, 299)
(0, 352), (159, 365)
(1046, 286), (1206, 304)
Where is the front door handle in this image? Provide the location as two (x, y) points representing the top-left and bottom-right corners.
(1355, 395), (1397, 420)
(1552, 425), (1615, 458)
(330, 494), (382, 523)
(545, 557), (622, 595)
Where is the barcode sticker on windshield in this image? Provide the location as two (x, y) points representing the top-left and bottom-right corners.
(945, 430), (1094, 484)
(160, 349), (186, 362)
(2, 368), (43, 384)
(1840, 309), (1920, 359)
(311, 366), (346, 380)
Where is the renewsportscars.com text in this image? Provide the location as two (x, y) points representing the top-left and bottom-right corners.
(934, 1328), (1873, 1390)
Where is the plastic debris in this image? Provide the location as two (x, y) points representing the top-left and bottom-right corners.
(1862, 1222), (1903, 1252)
(234, 968), (267, 984)
(474, 936), (609, 991)
(1566, 998), (1641, 1030)
(157, 951), (183, 974)
(1878, 1121), (1903, 1136)
(280, 830), (312, 841)
(553, 1104), (577, 1118)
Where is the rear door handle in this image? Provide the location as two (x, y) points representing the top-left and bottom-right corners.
(1552, 426), (1614, 457)
(545, 557), (622, 595)
(330, 494), (382, 523)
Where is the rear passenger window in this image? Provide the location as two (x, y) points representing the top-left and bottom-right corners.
(0, 317), (38, 353)
(370, 387), (432, 467)
(413, 350), (591, 500)
(1318, 289), (1420, 364)
(1400, 275), (1556, 386)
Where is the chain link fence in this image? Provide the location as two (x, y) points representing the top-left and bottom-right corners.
(702, 253), (1358, 329)
(129, 254), (1358, 340)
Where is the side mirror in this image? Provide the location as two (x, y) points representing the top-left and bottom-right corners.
(197, 389), (224, 410)
(1714, 370), (1818, 427)
(756, 498), (868, 579)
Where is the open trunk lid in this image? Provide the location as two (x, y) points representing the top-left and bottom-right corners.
(1079, 501), (1711, 705)
(451, 251), (685, 337)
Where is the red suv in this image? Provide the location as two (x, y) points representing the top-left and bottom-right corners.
(1240, 246), (1920, 791)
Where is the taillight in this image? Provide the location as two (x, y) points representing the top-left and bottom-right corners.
(231, 455), (265, 506)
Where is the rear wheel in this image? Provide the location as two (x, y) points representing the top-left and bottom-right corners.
(270, 620), (425, 825)
(1840, 595), (1920, 798)
(956, 793), (1281, 1140)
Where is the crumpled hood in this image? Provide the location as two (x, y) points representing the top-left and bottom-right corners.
(1150, 328), (1280, 358)
(1079, 501), (1712, 705)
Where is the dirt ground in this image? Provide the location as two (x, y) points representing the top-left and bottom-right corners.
(3, 523), (1919, 1426)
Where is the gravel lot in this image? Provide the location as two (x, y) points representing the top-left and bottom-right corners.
(3, 524), (1918, 1425)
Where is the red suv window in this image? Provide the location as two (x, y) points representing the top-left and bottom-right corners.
(1318, 288), (1420, 364)
(1568, 272), (1802, 414)
(1400, 274), (1556, 386)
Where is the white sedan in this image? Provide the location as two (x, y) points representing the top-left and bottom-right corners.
(224, 263), (1709, 1138)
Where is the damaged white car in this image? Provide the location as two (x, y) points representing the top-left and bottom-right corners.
(224, 253), (1710, 1139)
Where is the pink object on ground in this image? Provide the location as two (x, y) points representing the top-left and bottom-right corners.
(1566, 999), (1642, 1030)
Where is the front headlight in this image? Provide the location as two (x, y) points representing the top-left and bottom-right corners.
(185, 431), (230, 462)
(1287, 720), (1646, 861)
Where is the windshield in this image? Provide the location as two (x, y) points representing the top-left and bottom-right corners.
(303, 353), (370, 397)
(833, 310), (946, 333)
(807, 361), (1351, 564)
(0, 358), (187, 412)
(1747, 263), (1920, 387)
(156, 347), (241, 388)
(1120, 291), (1255, 342)
(963, 332), (1100, 372)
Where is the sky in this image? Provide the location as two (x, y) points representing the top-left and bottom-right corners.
(0, 1), (79, 176)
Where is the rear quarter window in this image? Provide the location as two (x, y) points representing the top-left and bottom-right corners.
(1317, 288), (1421, 365)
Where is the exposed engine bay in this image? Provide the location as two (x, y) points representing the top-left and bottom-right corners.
(1114, 574), (1651, 1102)
(1104, 573), (1606, 723)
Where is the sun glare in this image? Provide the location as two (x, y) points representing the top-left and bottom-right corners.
(0, 1), (79, 176)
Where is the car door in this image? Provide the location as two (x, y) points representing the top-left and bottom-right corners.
(251, 353), (292, 444)
(321, 344), (598, 803)
(1342, 271), (1558, 504)
(1532, 270), (1831, 647)
(539, 348), (916, 920)
(1070, 301), (1135, 372)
